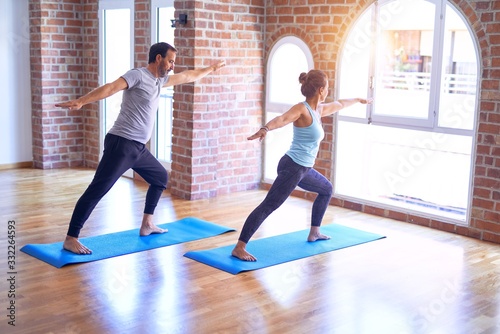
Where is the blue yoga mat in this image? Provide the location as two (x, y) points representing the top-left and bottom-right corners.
(184, 224), (385, 274)
(21, 217), (235, 268)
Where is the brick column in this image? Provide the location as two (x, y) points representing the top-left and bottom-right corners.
(170, 0), (264, 199)
(30, 0), (86, 169)
(28, 0), (122, 169)
(134, 0), (150, 67)
(81, 0), (99, 168)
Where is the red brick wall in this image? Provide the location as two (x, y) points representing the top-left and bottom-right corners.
(81, 0), (99, 168)
(169, 0), (265, 199)
(30, 0), (86, 169)
(134, 0), (150, 67)
(264, 0), (500, 243)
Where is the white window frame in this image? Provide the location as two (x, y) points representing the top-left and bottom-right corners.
(150, 0), (174, 171)
(98, 0), (134, 177)
(264, 36), (314, 182)
(335, 0), (480, 224)
(340, 0), (479, 138)
(151, 0), (174, 38)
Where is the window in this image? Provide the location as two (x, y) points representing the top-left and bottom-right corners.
(99, 0), (134, 177)
(151, 0), (175, 168)
(264, 36), (313, 180)
(99, 0), (134, 178)
(99, 0), (134, 137)
(336, 0), (478, 223)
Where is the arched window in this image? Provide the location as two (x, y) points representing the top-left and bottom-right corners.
(265, 36), (313, 180)
(336, 0), (479, 223)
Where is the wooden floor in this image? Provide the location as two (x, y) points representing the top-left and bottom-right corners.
(0, 168), (499, 334)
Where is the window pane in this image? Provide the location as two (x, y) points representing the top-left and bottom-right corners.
(264, 112), (293, 179)
(437, 4), (477, 130)
(336, 121), (471, 221)
(103, 8), (131, 133)
(335, 0), (478, 224)
(158, 7), (175, 44)
(265, 40), (310, 180)
(157, 89), (173, 162)
(373, 0), (436, 119)
(338, 7), (372, 118)
(269, 44), (307, 104)
(156, 6), (175, 162)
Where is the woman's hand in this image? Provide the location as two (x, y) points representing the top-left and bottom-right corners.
(248, 127), (268, 142)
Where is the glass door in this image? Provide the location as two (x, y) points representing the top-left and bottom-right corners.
(99, 0), (134, 177)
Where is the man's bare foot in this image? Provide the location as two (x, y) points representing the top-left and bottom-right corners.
(139, 213), (167, 236)
(231, 241), (257, 261)
(307, 232), (330, 242)
(307, 226), (331, 242)
(139, 224), (167, 236)
(63, 236), (92, 254)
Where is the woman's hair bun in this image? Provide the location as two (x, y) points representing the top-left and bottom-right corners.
(298, 72), (307, 84)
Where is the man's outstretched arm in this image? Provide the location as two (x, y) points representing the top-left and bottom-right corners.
(55, 77), (129, 110)
(164, 60), (226, 87)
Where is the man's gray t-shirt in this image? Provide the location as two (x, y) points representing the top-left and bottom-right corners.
(108, 68), (169, 144)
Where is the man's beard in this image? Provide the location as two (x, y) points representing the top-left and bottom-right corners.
(158, 65), (170, 78)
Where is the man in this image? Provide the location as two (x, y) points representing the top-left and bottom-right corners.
(56, 42), (225, 255)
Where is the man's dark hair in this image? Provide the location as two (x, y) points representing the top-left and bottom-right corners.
(148, 42), (177, 64)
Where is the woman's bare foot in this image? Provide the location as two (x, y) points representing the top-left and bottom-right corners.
(63, 236), (92, 254)
(231, 241), (257, 261)
(307, 226), (331, 242)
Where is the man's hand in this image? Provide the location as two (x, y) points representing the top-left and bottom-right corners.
(212, 60), (226, 72)
(55, 99), (83, 110)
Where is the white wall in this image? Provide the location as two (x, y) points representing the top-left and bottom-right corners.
(0, 0), (32, 165)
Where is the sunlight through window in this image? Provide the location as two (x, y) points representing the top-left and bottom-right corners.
(336, 0), (478, 223)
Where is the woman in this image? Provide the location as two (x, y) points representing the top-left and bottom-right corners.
(231, 69), (372, 261)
